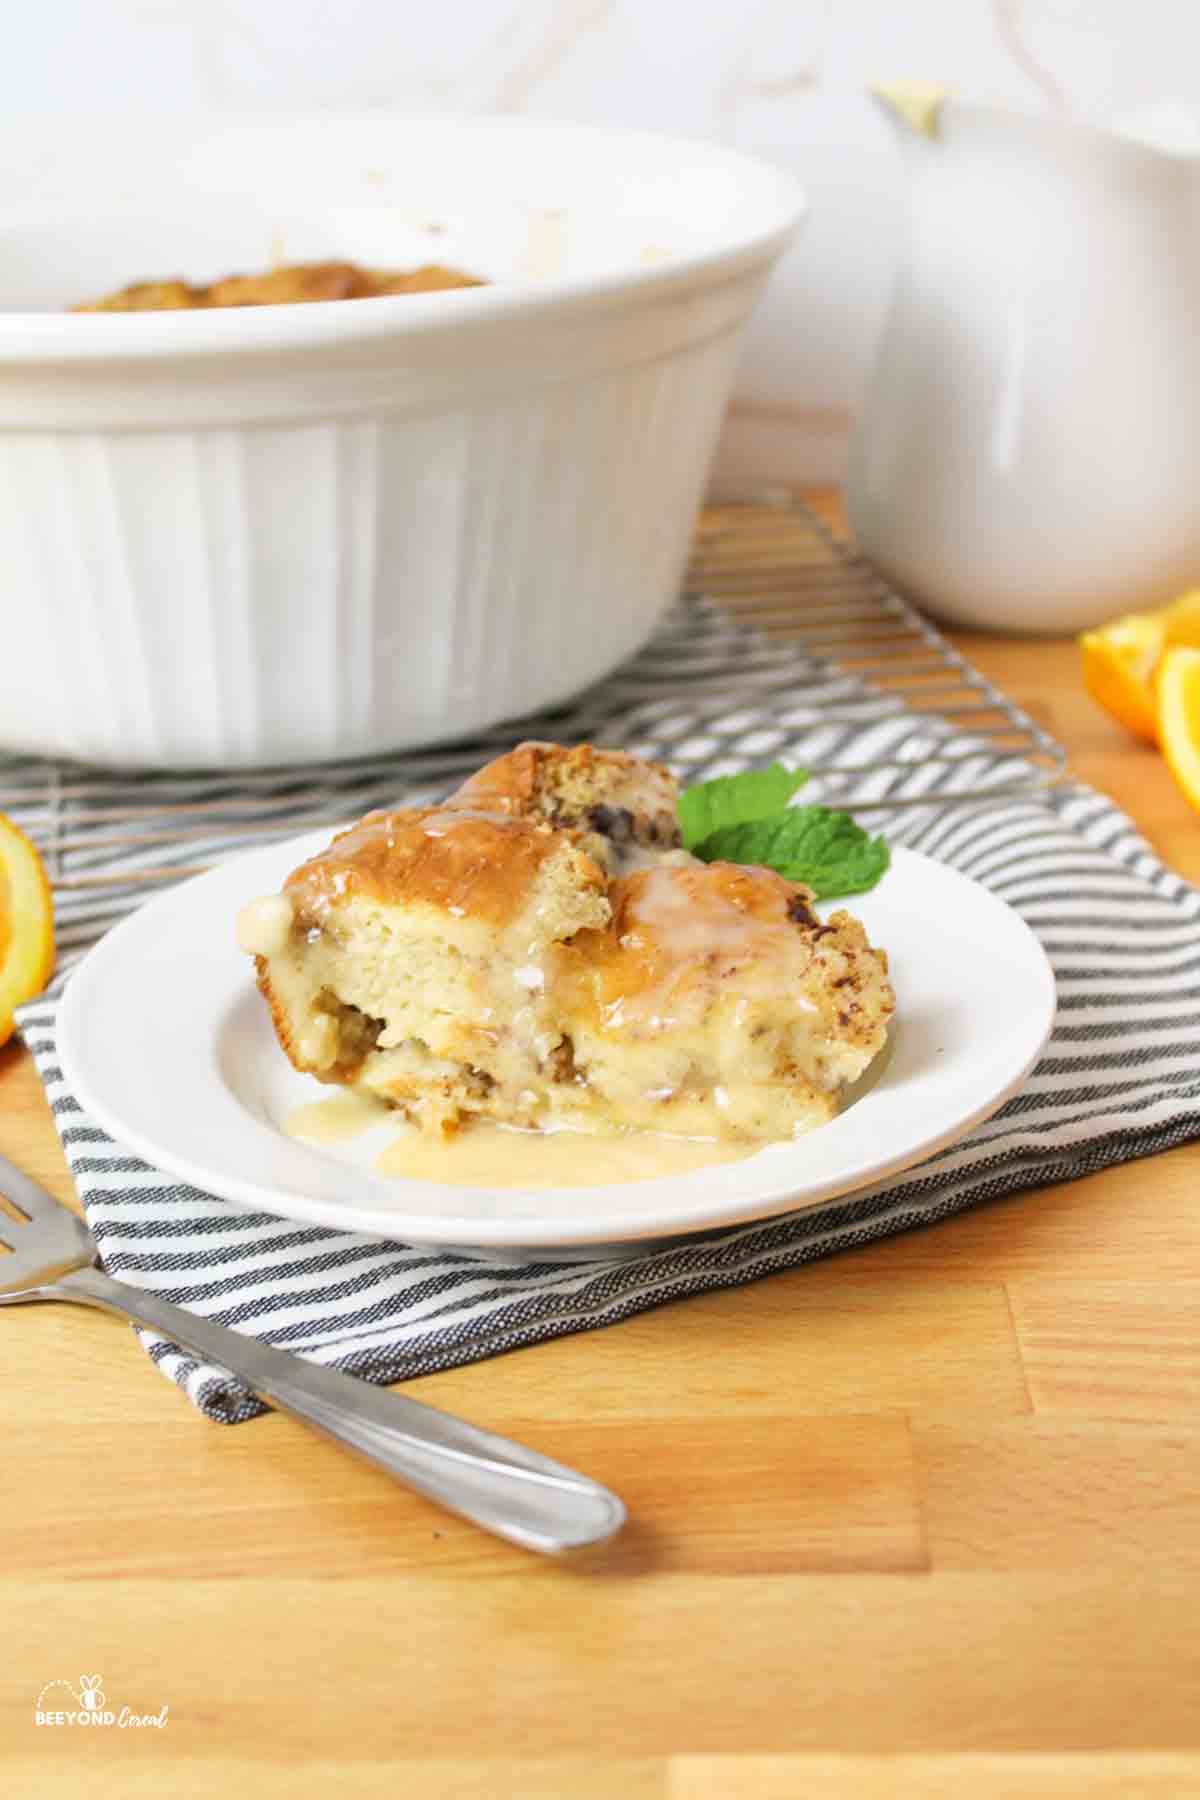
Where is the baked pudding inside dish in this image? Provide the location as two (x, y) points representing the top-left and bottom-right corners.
(238, 743), (895, 1144)
(74, 260), (485, 311)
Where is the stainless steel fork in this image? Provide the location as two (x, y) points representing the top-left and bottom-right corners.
(0, 1152), (625, 1555)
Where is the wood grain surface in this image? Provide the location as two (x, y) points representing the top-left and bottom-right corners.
(3, 490), (1199, 1799)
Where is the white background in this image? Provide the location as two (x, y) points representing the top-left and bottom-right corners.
(8, 1), (1192, 480)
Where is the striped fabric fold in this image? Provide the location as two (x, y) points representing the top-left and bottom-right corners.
(12, 594), (1200, 1423)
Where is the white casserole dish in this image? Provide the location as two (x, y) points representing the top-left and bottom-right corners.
(0, 114), (804, 769)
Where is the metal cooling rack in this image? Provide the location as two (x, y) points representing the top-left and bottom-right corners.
(691, 493), (1065, 806)
(2, 493), (1066, 924)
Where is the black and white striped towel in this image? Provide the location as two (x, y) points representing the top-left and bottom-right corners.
(13, 598), (1200, 1423)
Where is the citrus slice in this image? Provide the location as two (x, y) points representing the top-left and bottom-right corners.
(1161, 588), (1200, 650)
(0, 814), (55, 1047)
(1079, 613), (1165, 744)
(1157, 645), (1200, 814)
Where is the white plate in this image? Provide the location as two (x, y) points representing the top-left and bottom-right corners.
(59, 835), (1056, 1254)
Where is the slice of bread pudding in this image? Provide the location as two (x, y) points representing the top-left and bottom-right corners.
(240, 743), (894, 1142)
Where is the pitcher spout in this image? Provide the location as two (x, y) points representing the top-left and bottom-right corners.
(870, 81), (948, 141)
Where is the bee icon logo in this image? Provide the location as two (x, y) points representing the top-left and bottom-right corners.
(78, 1676), (105, 1712)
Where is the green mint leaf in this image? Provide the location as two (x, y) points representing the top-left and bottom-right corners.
(692, 804), (890, 900)
(677, 763), (809, 851)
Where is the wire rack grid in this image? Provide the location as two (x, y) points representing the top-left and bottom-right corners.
(691, 494), (1064, 805)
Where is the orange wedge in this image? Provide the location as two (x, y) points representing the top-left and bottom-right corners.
(1079, 612), (1165, 744)
(1161, 588), (1200, 650)
(1157, 645), (1200, 815)
(0, 814), (55, 1047)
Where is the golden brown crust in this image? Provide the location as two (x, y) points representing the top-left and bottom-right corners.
(607, 858), (808, 955)
(282, 805), (604, 926)
(370, 265), (486, 296)
(561, 860), (801, 1012)
(444, 742), (550, 818)
(254, 952), (310, 1078)
(74, 261), (485, 313)
(75, 279), (200, 312)
(446, 741), (682, 851)
(560, 860), (891, 1050)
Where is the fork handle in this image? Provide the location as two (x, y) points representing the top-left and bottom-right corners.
(53, 1265), (624, 1555)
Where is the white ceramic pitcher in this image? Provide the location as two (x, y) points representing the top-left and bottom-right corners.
(847, 92), (1200, 634)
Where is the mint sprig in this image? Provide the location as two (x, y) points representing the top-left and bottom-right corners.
(678, 767), (889, 900)
(677, 762), (809, 851)
(691, 807), (889, 900)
